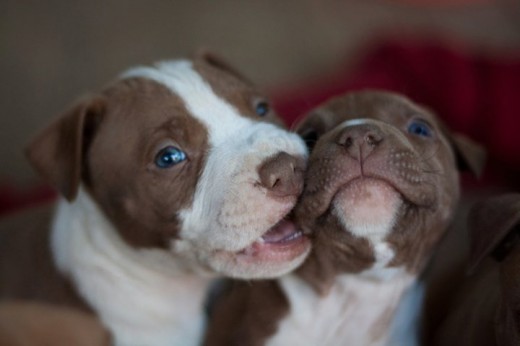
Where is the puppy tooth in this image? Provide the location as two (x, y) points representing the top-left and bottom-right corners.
(287, 232), (301, 241)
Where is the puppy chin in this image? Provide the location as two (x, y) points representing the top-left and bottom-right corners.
(332, 178), (403, 240)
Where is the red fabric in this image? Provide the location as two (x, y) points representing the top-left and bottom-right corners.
(0, 183), (55, 216)
(272, 38), (520, 188)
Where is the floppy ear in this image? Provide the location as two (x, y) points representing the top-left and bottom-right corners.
(467, 194), (520, 274)
(450, 133), (486, 178)
(194, 49), (252, 85)
(25, 96), (105, 201)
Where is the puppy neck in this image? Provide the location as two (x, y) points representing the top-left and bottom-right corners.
(297, 214), (407, 295)
(51, 187), (213, 346)
(273, 268), (417, 346)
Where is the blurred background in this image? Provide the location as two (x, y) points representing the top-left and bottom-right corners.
(1, 0), (520, 190)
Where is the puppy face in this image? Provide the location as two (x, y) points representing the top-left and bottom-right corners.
(295, 91), (484, 275)
(27, 55), (310, 279)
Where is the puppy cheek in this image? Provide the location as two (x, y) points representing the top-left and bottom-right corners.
(122, 197), (138, 216)
(214, 188), (291, 247)
(432, 155), (460, 222)
(194, 181), (296, 252)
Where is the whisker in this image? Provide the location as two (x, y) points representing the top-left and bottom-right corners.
(417, 143), (442, 163)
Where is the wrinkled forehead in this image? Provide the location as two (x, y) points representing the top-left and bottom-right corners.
(89, 78), (209, 170)
(306, 92), (440, 133)
(99, 77), (202, 134)
(121, 59), (260, 146)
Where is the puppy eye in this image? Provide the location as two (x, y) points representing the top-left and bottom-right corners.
(407, 120), (433, 138)
(154, 146), (187, 168)
(255, 101), (270, 117)
(300, 129), (319, 151)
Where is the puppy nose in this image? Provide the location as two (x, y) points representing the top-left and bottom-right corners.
(337, 125), (384, 160)
(258, 152), (305, 198)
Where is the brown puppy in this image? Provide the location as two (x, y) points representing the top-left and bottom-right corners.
(0, 54), (309, 346)
(433, 193), (520, 346)
(205, 90), (484, 346)
(0, 301), (110, 346)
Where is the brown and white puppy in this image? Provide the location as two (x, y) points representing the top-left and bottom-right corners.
(204, 90), (485, 346)
(433, 193), (520, 346)
(0, 54), (309, 346)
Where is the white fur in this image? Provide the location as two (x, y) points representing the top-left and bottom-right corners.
(368, 243), (398, 278)
(124, 61), (308, 277)
(388, 280), (424, 346)
(267, 268), (416, 346)
(52, 188), (212, 346)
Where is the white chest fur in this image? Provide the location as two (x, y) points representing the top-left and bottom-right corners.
(267, 269), (416, 346)
(51, 190), (212, 346)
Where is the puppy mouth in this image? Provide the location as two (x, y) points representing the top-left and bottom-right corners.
(341, 173), (434, 209)
(318, 172), (433, 221)
(236, 218), (310, 262)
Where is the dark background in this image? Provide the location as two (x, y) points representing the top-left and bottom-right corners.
(2, 0), (520, 184)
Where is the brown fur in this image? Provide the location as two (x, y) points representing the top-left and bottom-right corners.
(433, 193), (520, 346)
(205, 90), (485, 345)
(204, 281), (289, 346)
(0, 301), (110, 346)
(295, 215), (374, 295)
(295, 91), (482, 276)
(83, 78), (210, 248)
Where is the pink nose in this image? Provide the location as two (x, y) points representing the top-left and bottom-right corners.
(257, 152), (305, 198)
(336, 124), (384, 161)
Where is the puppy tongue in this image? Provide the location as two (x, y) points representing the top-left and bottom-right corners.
(261, 220), (299, 243)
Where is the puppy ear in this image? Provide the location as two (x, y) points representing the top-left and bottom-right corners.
(450, 133), (486, 177)
(467, 194), (520, 274)
(194, 49), (252, 85)
(25, 96), (105, 201)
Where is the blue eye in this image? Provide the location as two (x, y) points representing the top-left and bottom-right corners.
(255, 101), (270, 116)
(154, 146), (186, 168)
(407, 120), (433, 138)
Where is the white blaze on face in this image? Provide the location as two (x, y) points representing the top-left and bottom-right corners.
(123, 61), (307, 262)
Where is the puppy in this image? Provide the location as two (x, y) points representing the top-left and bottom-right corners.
(433, 193), (520, 346)
(204, 90), (485, 346)
(0, 53), (309, 346)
